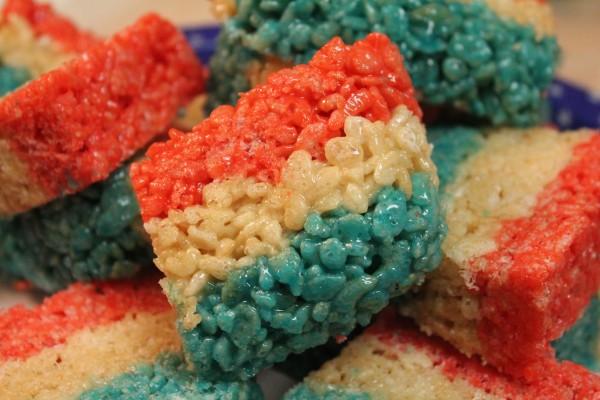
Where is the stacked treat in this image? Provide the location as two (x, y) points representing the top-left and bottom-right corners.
(284, 310), (600, 399)
(0, 274), (262, 399)
(207, 0), (557, 126)
(0, 0), (101, 95)
(284, 126), (600, 398)
(2, 0), (600, 399)
(0, 0), (205, 292)
(130, 32), (446, 382)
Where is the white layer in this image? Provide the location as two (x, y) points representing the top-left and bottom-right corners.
(146, 105), (436, 328)
(303, 333), (502, 400)
(0, 311), (180, 400)
(443, 127), (588, 270)
(0, 14), (74, 78)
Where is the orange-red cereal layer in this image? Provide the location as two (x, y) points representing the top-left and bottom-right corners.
(0, 274), (170, 362)
(131, 33), (421, 221)
(0, 13), (205, 210)
(1, 0), (101, 53)
(474, 132), (600, 378)
(371, 310), (600, 399)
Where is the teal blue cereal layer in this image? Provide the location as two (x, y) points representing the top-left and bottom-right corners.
(169, 174), (446, 380)
(0, 64), (30, 96)
(78, 352), (264, 400)
(553, 295), (600, 372)
(427, 126), (485, 189)
(0, 163), (153, 293)
(284, 384), (370, 400)
(277, 126), (477, 379)
(207, 0), (558, 127)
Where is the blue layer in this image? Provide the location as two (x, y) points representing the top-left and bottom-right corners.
(169, 173), (446, 380)
(0, 163), (153, 292)
(0, 64), (31, 96)
(427, 126), (485, 190)
(78, 352), (264, 400)
(553, 296), (600, 372)
(207, 0), (558, 126)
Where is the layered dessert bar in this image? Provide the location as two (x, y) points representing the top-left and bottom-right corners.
(0, 0), (100, 95)
(131, 33), (446, 379)
(0, 275), (263, 399)
(399, 126), (600, 377)
(208, 0), (557, 126)
(0, 13), (206, 291)
(284, 309), (600, 399)
(0, 159), (153, 292)
(0, 13), (205, 215)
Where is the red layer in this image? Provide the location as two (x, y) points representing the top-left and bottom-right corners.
(0, 274), (170, 362)
(130, 33), (421, 222)
(371, 310), (600, 399)
(474, 132), (600, 378)
(1, 0), (101, 53)
(0, 13), (205, 202)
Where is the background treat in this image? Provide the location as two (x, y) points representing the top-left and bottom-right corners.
(553, 294), (600, 373)
(207, 0), (557, 126)
(399, 126), (600, 377)
(0, 157), (153, 293)
(131, 33), (446, 380)
(284, 309), (600, 400)
(0, 275), (264, 399)
(0, 12), (205, 216)
(0, 0), (101, 95)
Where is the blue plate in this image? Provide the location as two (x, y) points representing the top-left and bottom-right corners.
(549, 79), (600, 130)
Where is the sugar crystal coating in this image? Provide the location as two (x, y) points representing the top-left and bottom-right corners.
(131, 32), (421, 222)
(475, 133), (600, 376)
(0, 275), (169, 362)
(0, 13), (205, 214)
(284, 310), (600, 399)
(401, 126), (600, 378)
(142, 106), (436, 303)
(0, 276), (264, 399)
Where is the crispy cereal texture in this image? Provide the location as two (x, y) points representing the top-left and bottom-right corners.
(0, 13), (205, 215)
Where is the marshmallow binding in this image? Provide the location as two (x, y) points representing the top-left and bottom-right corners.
(284, 309), (600, 400)
(131, 33), (446, 379)
(0, 12), (206, 292)
(399, 126), (600, 378)
(0, 275), (263, 399)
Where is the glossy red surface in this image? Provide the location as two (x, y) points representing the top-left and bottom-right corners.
(131, 33), (420, 221)
(475, 132), (600, 378)
(0, 13), (205, 201)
